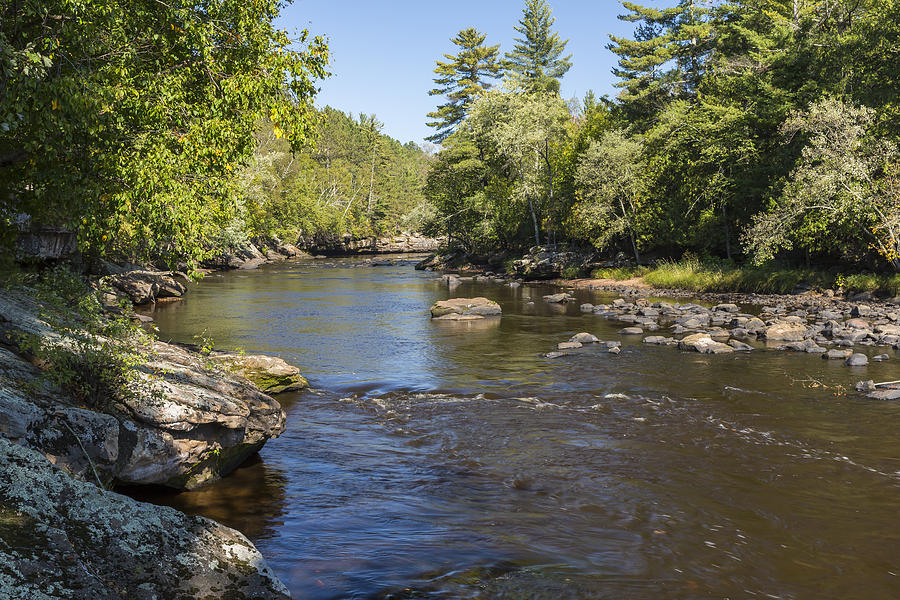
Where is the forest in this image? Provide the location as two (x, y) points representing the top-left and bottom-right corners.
(422, 0), (900, 279)
(2, 0), (899, 281)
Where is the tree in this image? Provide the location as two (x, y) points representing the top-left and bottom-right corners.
(504, 0), (572, 93)
(572, 130), (645, 262)
(467, 89), (570, 245)
(426, 28), (502, 143)
(608, 1), (715, 126)
(744, 98), (900, 271)
(0, 0), (328, 267)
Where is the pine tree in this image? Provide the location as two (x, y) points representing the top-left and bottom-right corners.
(608, 1), (714, 125)
(504, 0), (573, 93)
(426, 28), (502, 143)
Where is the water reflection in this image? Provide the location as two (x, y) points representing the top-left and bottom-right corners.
(124, 455), (288, 542)
(141, 257), (900, 600)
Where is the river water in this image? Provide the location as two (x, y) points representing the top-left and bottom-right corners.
(135, 256), (900, 599)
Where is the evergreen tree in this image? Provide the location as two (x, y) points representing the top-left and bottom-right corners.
(426, 28), (502, 143)
(608, 1), (714, 126)
(504, 0), (573, 93)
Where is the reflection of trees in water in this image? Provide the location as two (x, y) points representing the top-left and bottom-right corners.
(119, 455), (287, 543)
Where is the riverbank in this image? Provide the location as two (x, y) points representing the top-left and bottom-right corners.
(0, 272), (306, 597)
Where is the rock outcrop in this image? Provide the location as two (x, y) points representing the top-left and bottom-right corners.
(301, 232), (443, 256)
(105, 269), (187, 305)
(0, 290), (287, 490)
(0, 437), (291, 599)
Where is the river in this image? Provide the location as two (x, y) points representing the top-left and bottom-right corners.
(132, 255), (900, 599)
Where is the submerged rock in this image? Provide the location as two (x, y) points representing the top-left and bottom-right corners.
(845, 353), (869, 367)
(569, 332), (599, 344)
(0, 437), (291, 599)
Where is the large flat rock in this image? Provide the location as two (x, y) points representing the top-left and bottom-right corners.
(430, 297), (501, 318)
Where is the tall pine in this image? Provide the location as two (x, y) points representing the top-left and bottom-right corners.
(504, 0), (573, 93)
(426, 28), (502, 143)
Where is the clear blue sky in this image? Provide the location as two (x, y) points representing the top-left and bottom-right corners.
(279, 1), (642, 146)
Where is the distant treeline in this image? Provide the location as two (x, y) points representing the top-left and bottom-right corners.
(421, 0), (900, 273)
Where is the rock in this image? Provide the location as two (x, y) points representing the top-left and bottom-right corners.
(600, 341), (621, 350)
(845, 353), (869, 367)
(569, 332), (599, 344)
(846, 318), (870, 329)
(873, 354), (891, 362)
(728, 340), (753, 352)
(557, 341), (583, 350)
(714, 303), (739, 313)
(580, 303), (595, 312)
(210, 352), (308, 394)
(856, 380), (876, 392)
(678, 333), (734, 354)
(607, 346), (622, 355)
(744, 317), (767, 334)
(0, 437), (290, 599)
(618, 327), (644, 335)
(545, 351), (568, 359)
(762, 322), (807, 342)
(869, 389), (900, 400)
(430, 297), (501, 318)
(0, 291), (286, 491)
(643, 336), (668, 345)
(851, 305), (871, 317)
(543, 293), (570, 304)
(106, 270), (187, 305)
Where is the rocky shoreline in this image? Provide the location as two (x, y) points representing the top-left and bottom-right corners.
(0, 282), (305, 597)
(423, 251), (900, 401)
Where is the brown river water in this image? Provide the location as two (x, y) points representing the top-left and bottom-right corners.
(132, 256), (900, 599)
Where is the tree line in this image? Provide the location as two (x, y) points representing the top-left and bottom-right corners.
(422, 0), (900, 273)
(1, 0), (431, 270)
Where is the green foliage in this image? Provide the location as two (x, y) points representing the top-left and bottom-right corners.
(1, 0), (328, 268)
(17, 266), (153, 410)
(427, 28), (502, 143)
(505, 0), (572, 93)
(237, 108), (433, 243)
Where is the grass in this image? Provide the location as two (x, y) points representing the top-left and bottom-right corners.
(590, 256), (900, 297)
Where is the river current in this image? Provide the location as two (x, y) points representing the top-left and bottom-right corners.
(134, 256), (900, 599)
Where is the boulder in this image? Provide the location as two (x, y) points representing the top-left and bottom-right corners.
(430, 297), (501, 318)
(728, 340), (753, 352)
(762, 322), (807, 342)
(0, 437), (290, 599)
(543, 293), (570, 304)
(569, 332), (599, 344)
(845, 353), (869, 367)
(618, 327), (644, 335)
(678, 333), (734, 354)
(210, 352), (308, 394)
(106, 270), (187, 305)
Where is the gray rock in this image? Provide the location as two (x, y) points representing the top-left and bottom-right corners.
(545, 351), (568, 359)
(728, 340), (753, 352)
(580, 303), (594, 312)
(0, 437), (290, 599)
(543, 293), (570, 304)
(678, 333), (734, 354)
(714, 303), (739, 313)
(873, 354), (891, 362)
(600, 341), (621, 350)
(869, 389), (900, 400)
(569, 332), (599, 344)
(0, 292), (286, 491)
(105, 270), (187, 306)
(851, 305), (871, 317)
(607, 346), (622, 355)
(557, 341), (583, 350)
(618, 327), (644, 335)
(643, 336), (669, 345)
(845, 353), (869, 367)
